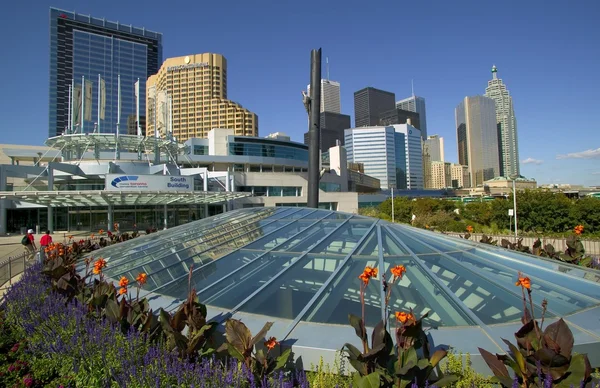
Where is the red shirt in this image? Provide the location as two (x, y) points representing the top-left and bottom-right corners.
(40, 234), (52, 246)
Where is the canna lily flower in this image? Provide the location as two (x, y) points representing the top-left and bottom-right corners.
(466, 225), (474, 233)
(118, 287), (127, 295)
(90, 233), (95, 239)
(515, 275), (531, 290)
(358, 266), (378, 285)
(390, 265), (406, 279)
(67, 235), (73, 240)
(395, 311), (415, 324)
(136, 273), (147, 286)
(574, 225), (584, 235)
(119, 276), (129, 288)
(264, 337), (278, 350)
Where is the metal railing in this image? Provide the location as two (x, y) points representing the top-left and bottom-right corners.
(443, 232), (600, 256)
(0, 250), (38, 290)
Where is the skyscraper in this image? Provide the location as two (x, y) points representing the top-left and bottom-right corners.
(344, 124), (423, 190)
(456, 96), (500, 187)
(484, 65), (520, 177)
(307, 80), (341, 114)
(303, 112), (351, 150)
(423, 135), (444, 162)
(146, 53), (258, 141)
(396, 95), (428, 139)
(353, 87), (396, 127)
(49, 8), (162, 138)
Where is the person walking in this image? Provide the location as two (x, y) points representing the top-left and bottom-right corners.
(39, 230), (52, 264)
(22, 229), (37, 261)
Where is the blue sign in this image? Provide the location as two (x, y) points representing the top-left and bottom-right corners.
(111, 175), (141, 188)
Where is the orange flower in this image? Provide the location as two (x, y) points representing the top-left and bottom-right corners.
(574, 225), (584, 235)
(466, 225), (474, 233)
(395, 311), (408, 323)
(92, 267), (102, 275)
(358, 266), (378, 285)
(136, 273), (147, 286)
(67, 235), (73, 240)
(119, 276), (129, 288)
(264, 337), (278, 350)
(425, 225), (430, 229)
(94, 258), (107, 270)
(119, 287), (128, 295)
(390, 265), (406, 279)
(90, 233), (95, 239)
(515, 276), (531, 290)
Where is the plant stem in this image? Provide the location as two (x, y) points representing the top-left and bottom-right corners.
(360, 283), (368, 354)
(527, 290), (542, 340)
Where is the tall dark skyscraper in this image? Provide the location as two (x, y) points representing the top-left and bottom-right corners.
(353, 87), (395, 127)
(303, 112), (351, 150)
(379, 108), (421, 130)
(49, 8), (162, 138)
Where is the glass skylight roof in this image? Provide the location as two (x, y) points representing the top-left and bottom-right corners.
(82, 207), (600, 370)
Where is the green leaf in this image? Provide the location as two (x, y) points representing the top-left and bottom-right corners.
(515, 319), (540, 352)
(159, 309), (174, 334)
(543, 318), (574, 358)
(348, 313), (367, 342)
(554, 354), (592, 388)
(429, 349), (448, 368)
(226, 343), (245, 362)
(478, 347), (510, 378)
(502, 338), (527, 375)
(250, 321), (274, 347)
(354, 372), (382, 388)
(104, 298), (120, 323)
(433, 374), (460, 387)
(224, 319), (252, 355)
(274, 348), (291, 370)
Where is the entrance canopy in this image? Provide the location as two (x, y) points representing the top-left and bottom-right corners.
(0, 190), (250, 207)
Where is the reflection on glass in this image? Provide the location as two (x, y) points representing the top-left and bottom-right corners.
(387, 227), (437, 254)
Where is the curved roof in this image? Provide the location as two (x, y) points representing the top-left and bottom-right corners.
(82, 207), (600, 370)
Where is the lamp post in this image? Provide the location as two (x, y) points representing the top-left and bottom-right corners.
(510, 175), (518, 239)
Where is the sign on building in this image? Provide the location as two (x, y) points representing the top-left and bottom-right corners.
(105, 174), (193, 192)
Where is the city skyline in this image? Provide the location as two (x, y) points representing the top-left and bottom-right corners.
(0, 0), (598, 186)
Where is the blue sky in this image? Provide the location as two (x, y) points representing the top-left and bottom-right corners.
(1, 0), (599, 186)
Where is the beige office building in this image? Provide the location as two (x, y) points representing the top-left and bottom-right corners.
(428, 161), (451, 189)
(146, 53), (258, 141)
(451, 163), (470, 188)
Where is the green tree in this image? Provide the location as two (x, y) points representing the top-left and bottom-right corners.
(461, 202), (493, 227)
(570, 197), (600, 233)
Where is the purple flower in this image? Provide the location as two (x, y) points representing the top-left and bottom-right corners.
(23, 375), (34, 387)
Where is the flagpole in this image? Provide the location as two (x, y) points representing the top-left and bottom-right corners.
(67, 84), (72, 135)
(71, 79), (75, 133)
(136, 78), (141, 137)
(116, 74), (121, 135)
(97, 74), (101, 133)
(391, 187), (395, 223)
(168, 94), (173, 140)
(81, 76), (85, 133)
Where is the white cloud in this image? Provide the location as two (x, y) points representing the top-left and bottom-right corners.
(556, 147), (600, 159)
(521, 157), (543, 165)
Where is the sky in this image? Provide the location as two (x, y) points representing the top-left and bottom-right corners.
(1, 0), (599, 186)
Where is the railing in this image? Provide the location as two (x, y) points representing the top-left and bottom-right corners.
(0, 250), (37, 291)
(443, 232), (600, 256)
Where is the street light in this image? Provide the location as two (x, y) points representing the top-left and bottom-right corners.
(510, 175), (519, 239)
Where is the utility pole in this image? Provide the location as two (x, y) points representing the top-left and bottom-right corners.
(307, 48), (322, 209)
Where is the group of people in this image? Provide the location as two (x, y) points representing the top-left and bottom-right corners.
(22, 229), (53, 261)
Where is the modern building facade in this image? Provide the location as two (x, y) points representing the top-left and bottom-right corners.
(353, 87), (396, 127)
(396, 95), (428, 139)
(485, 65), (519, 177)
(423, 135), (444, 162)
(49, 7), (163, 138)
(450, 164), (470, 189)
(379, 108), (421, 130)
(429, 161), (452, 189)
(307, 80), (341, 114)
(344, 125), (423, 190)
(456, 96), (500, 187)
(303, 112), (351, 150)
(146, 53), (258, 141)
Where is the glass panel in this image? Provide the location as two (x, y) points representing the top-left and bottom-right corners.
(275, 221), (342, 252)
(160, 250), (263, 299)
(419, 254), (548, 325)
(309, 221), (373, 255)
(448, 251), (599, 314)
(387, 227), (438, 254)
(237, 254), (347, 319)
(244, 220), (316, 251)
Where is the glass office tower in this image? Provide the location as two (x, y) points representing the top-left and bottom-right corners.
(49, 8), (162, 138)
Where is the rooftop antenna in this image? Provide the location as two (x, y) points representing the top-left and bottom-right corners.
(411, 79), (415, 97)
(326, 57), (330, 80)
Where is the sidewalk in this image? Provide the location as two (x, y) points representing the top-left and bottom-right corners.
(0, 231), (94, 260)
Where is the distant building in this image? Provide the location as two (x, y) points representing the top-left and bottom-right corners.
(379, 108), (421, 130)
(456, 95), (500, 187)
(307, 79), (341, 114)
(429, 161), (452, 189)
(344, 124), (422, 190)
(147, 53), (258, 141)
(49, 7), (163, 138)
(396, 95), (428, 139)
(423, 135), (444, 162)
(265, 132), (291, 141)
(450, 164), (470, 189)
(353, 87), (396, 127)
(303, 112), (351, 150)
(484, 65), (520, 177)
